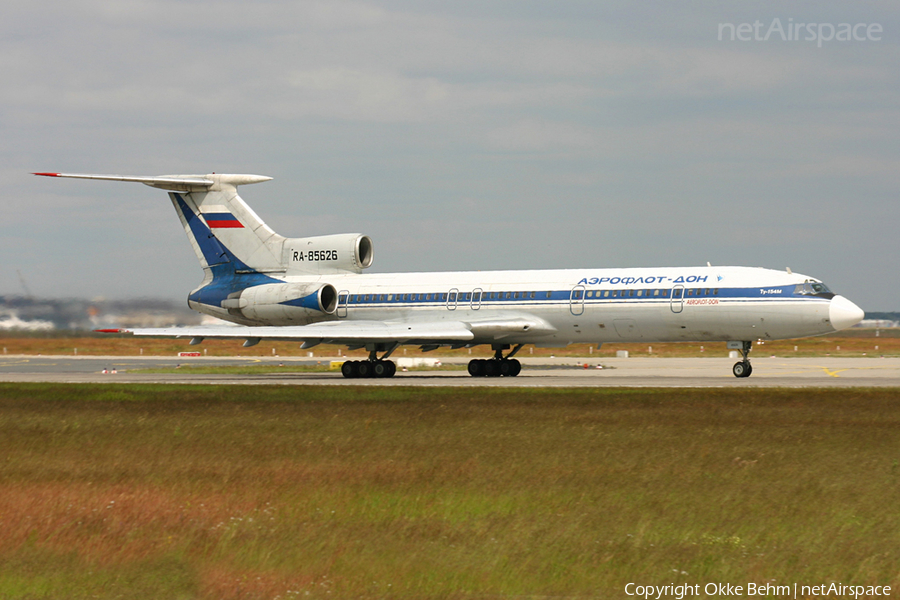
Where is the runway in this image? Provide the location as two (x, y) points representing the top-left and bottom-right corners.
(2, 355), (900, 387)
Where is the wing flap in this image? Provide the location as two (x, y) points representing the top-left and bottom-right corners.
(117, 315), (556, 346)
(126, 320), (476, 344)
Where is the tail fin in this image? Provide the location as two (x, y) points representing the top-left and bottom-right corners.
(168, 175), (285, 273)
(35, 172), (285, 274)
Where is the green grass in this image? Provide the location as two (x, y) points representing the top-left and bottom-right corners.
(1, 384), (898, 598)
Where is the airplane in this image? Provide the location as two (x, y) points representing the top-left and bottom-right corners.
(34, 172), (865, 378)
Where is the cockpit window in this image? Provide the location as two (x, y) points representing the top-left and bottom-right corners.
(795, 280), (835, 299)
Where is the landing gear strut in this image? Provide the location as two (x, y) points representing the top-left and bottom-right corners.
(467, 344), (524, 377)
(732, 341), (753, 378)
(341, 344), (398, 379)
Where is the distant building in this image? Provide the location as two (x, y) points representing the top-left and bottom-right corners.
(0, 296), (203, 331)
(856, 319), (900, 329)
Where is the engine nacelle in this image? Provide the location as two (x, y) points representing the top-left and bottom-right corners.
(222, 282), (338, 325)
(283, 233), (373, 275)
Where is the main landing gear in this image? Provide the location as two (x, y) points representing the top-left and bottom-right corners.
(468, 344), (524, 377)
(732, 341), (753, 378)
(341, 344), (398, 379)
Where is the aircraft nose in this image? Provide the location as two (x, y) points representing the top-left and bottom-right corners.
(829, 295), (864, 331)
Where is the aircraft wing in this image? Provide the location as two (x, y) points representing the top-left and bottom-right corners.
(112, 315), (554, 346)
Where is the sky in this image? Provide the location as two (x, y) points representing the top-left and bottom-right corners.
(2, 0), (898, 310)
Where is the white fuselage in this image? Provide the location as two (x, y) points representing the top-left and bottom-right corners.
(189, 265), (853, 345)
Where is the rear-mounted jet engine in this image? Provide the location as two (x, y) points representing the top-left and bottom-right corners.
(221, 283), (338, 325)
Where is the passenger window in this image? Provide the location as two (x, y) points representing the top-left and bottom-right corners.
(637, 290), (643, 297)
(629, 290), (634, 297)
(714, 289), (719, 295)
(545, 291), (551, 298)
(530, 291), (535, 299)
(464, 293), (471, 301)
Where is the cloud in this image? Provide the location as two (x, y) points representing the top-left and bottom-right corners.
(2, 0), (899, 309)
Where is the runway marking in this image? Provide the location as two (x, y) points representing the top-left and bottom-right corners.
(0, 359), (32, 367)
(819, 366), (847, 378)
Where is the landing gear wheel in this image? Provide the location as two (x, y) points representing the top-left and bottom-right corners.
(374, 360), (396, 378)
(732, 361), (752, 378)
(357, 361), (373, 378)
(468, 359), (485, 377)
(508, 359), (521, 377)
(499, 359), (521, 377)
(483, 360), (500, 377)
(373, 361), (388, 378)
(341, 361), (359, 379)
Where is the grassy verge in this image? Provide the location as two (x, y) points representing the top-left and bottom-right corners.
(1, 384), (898, 598)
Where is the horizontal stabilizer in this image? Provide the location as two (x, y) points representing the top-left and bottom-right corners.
(33, 172), (272, 192)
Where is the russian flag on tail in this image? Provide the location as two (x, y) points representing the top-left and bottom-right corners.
(203, 212), (244, 228)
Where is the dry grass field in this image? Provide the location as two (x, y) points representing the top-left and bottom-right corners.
(1, 384), (898, 598)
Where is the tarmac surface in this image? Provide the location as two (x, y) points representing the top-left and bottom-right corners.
(2, 355), (900, 387)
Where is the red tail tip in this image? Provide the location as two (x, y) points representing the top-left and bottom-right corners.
(94, 328), (125, 333)
(33, 172), (61, 177)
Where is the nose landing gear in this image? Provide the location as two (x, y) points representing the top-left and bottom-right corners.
(732, 341), (753, 378)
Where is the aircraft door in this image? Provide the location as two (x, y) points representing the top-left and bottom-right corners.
(471, 288), (483, 310)
(337, 290), (349, 318)
(447, 288), (459, 311)
(570, 285), (585, 316)
(670, 285), (684, 314)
